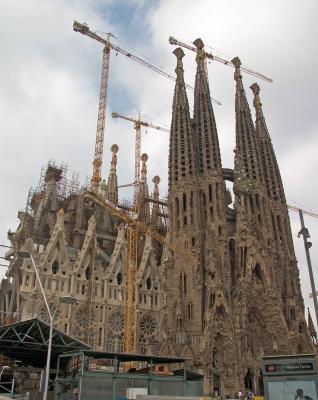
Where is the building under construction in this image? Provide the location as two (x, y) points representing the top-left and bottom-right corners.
(0, 23), (316, 397)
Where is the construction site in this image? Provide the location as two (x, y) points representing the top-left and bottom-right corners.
(0, 17), (318, 400)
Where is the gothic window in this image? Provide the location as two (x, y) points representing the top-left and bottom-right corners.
(229, 239), (236, 286)
(52, 261), (59, 274)
(176, 316), (183, 331)
(209, 293), (215, 309)
(42, 224), (50, 239)
(175, 197), (179, 216)
(25, 275), (30, 286)
(146, 277), (152, 290)
(208, 184), (212, 202)
(218, 225), (222, 237)
(117, 272), (122, 285)
(81, 285), (85, 295)
(98, 327), (103, 346)
(216, 304), (225, 317)
(182, 193), (187, 211)
(109, 311), (124, 334)
(212, 346), (217, 368)
(38, 301), (60, 324)
(85, 266), (92, 280)
(188, 301), (193, 319)
(140, 315), (157, 336)
(74, 306), (95, 330)
(252, 263), (263, 282)
(180, 270), (187, 295)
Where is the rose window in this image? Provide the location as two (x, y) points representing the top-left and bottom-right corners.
(109, 311), (124, 334)
(75, 306), (95, 328)
(140, 315), (157, 336)
(38, 302), (60, 324)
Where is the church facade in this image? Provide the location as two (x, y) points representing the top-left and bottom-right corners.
(0, 41), (312, 396)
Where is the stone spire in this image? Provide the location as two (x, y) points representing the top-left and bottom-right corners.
(105, 144), (119, 205)
(232, 57), (263, 185)
(250, 83), (285, 203)
(169, 47), (196, 192)
(193, 38), (222, 173)
(138, 153), (150, 223)
(150, 175), (160, 227)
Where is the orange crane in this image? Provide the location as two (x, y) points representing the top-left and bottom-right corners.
(169, 36), (273, 83)
(84, 191), (195, 354)
(112, 111), (169, 201)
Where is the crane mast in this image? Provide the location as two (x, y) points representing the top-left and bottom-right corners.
(91, 41), (111, 191)
(84, 192), (195, 262)
(112, 111), (169, 201)
(169, 36), (273, 83)
(84, 191), (195, 355)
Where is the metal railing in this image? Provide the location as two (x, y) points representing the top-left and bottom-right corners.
(0, 378), (15, 398)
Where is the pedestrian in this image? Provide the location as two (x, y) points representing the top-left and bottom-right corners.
(247, 391), (254, 400)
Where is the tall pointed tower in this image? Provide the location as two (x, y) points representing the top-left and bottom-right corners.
(192, 40), (239, 394)
(163, 44), (240, 395)
(250, 83), (309, 349)
(231, 59), (311, 392)
(163, 47), (203, 356)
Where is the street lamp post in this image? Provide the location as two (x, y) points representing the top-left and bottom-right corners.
(297, 210), (318, 328)
(18, 250), (75, 400)
(0, 366), (9, 381)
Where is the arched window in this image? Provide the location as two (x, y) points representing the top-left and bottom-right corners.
(188, 301), (193, 319)
(85, 267), (92, 280)
(146, 277), (152, 290)
(216, 304), (225, 317)
(116, 272), (122, 285)
(52, 261), (59, 274)
(42, 224), (50, 239)
(253, 263), (262, 281)
(179, 270), (187, 295)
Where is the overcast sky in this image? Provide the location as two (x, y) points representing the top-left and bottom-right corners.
(1, 0), (318, 327)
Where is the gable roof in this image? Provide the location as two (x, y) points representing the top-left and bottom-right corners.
(0, 318), (90, 367)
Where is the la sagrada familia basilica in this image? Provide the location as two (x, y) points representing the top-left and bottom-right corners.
(0, 38), (314, 395)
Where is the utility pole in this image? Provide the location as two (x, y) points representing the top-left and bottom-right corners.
(298, 209), (318, 327)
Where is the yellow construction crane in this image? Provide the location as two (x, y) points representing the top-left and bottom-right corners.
(73, 21), (114, 192)
(84, 191), (195, 355)
(73, 21), (220, 194)
(169, 36), (273, 83)
(112, 111), (169, 201)
(73, 21), (220, 105)
(287, 204), (318, 220)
